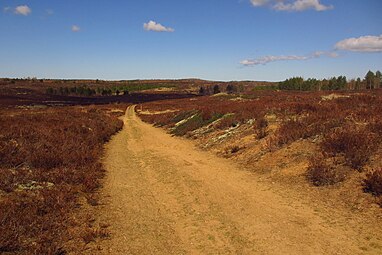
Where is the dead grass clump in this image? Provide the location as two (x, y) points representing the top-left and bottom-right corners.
(82, 227), (110, 244)
(254, 117), (269, 139)
(364, 169), (382, 196)
(306, 155), (347, 186)
(320, 126), (377, 170)
(225, 145), (242, 154)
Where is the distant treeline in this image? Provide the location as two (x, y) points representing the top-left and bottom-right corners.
(197, 70), (382, 95)
(46, 83), (175, 96)
(278, 70), (381, 91)
(198, 84), (245, 95)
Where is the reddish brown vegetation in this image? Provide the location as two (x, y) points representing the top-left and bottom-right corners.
(0, 106), (124, 254)
(306, 155), (347, 186)
(320, 126), (377, 170)
(364, 169), (382, 196)
(254, 117), (268, 139)
(139, 90), (382, 203)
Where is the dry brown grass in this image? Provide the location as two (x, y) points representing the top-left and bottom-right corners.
(0, 105), (124, 254)
(254, 117), (269, 139)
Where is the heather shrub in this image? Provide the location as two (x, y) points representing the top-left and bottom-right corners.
(306, 155), (346, 186)
(367, 120), (382, 140)
(215, 114), (239, 130)
(275, 119), (307, 146)
(0, 106), (124, 254)
(364, 169), (382, 196)
(320, 126), (377, 170)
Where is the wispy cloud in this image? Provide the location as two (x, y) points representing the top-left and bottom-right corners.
(14, 5), (32, 16)
(143, 20), (174, 32)
(241, 51), (337, 66)
(242, 34), (381, 67)
(71, 25), (81, 32)
(335, 35), (382, 52)
(3, 6), (11, 13)
(250, 0), (269, 6)
(250, 0), (333, 12)
(46, 9), (54, 15)
(241, 55), (308, 66)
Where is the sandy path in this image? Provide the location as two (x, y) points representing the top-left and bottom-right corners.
(95, 105), (378, 255)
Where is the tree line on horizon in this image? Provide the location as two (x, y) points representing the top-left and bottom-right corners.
(278, 70), (381, 91)
(45, 83), (175, 97)
(197, 70), (382, 95)
(42, 70), (382, 97)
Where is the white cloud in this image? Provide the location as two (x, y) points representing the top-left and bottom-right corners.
(273, 0), (333, 11)
(3, 7), (11, 13)
(241, 51), (337, 66)
(250, 0), (269, 6)
(71, 25), (81, 32)
(250, 0), (333, 12)
(14, 5), (31, 16)
(143, 20), (174, 32)
(335, 35), (382, 52)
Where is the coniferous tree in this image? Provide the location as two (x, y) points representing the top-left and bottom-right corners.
(365, 70), (375, 89)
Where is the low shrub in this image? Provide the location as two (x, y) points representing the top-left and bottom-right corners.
(0, 106), (124, 254)
(274, 119), (307, 146)
(306, 155), (346, 186)
(364, 169), (382, 196)
(320, 126), (377, 170)
(215, 114), (239, 130)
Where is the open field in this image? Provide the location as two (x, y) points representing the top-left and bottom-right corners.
(2, 79), (382, 254)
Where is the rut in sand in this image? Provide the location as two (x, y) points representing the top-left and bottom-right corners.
(92, 105), (380, 255)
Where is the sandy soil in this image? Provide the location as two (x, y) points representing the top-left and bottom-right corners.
(92, 105), (382, 255)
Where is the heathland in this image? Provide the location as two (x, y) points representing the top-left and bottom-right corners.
(1, 76), (382, 254)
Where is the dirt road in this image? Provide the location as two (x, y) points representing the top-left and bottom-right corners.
(96, 105), (380, 254)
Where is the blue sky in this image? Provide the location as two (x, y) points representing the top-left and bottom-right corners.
(0, 0), (381, 81)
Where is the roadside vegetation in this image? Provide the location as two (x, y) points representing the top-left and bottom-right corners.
(138, 86), (382, 208)
(0, 105), (125, 254)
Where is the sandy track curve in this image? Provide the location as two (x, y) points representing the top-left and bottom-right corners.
(95, 105), (378, 255)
